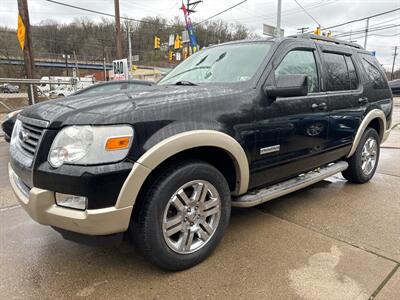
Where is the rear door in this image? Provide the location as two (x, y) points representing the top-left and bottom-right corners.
(318, 45), (364, 150)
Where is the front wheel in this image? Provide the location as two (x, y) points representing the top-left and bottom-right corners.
(131, 160), (231, 271)
(342, 127), (380, 183)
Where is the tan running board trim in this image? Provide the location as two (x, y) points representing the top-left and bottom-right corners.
(232, 161), (349, 208)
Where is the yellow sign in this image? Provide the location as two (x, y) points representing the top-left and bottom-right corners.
(17, 14), (26, 50)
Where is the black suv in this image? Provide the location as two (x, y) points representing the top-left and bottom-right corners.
(8, 34), (393, 270)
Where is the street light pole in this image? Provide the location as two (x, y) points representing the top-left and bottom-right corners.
(128, 25), (132, 79)
(276, 0), (282, 37)
(391, 46), (398, 80)
(364, 17), (370, 49)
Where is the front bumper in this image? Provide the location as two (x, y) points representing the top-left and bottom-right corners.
(9, 164), (132, 235)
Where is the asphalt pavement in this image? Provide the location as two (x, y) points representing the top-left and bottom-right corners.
(0, 106), (399, 299)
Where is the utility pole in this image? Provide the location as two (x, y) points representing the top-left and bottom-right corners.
(17, 0), (36, 104)
(297, 27), (309, 34)
(186, 0), (202, 15)
(391, 46), (398, 80)
(276, 0), (282, 37)
(114, 0), (123, 59)
(364, 17), (370, 49)
(127, 24), (132, 79)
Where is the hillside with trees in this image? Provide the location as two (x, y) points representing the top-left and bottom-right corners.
(0, 16), (254, 77)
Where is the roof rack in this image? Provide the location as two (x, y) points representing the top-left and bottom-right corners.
(292, 33), (363, 49)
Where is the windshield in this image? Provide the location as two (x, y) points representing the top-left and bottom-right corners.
(158, 42), (272, 85)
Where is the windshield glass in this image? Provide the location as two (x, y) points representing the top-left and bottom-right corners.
(158, 42), (272, 85)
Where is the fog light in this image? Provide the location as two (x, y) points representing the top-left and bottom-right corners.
(55, 193), (87, 210)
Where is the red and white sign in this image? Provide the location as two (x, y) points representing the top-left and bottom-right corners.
(113, 59), (128, 80)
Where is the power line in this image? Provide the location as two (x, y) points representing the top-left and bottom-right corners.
(237, 0), (337, 23)
(293, 0), (323, 27)
(326, 7), (400, 30)
(45, 0), (175, 27)
(194, 0), (248, 25)
(334, 23), (400, 39)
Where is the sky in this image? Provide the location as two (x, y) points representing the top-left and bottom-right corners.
(1, 0), (399, 71)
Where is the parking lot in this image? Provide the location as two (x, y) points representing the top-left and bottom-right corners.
(0, 99), (399, 299)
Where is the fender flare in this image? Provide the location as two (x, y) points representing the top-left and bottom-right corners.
(115, 130), (250, 209)
(347, 109), (386, 158)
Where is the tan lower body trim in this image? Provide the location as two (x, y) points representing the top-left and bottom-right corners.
(347, 109), (387, 158)
(9, 164), (132, 235)
(116, 130), (250, 209)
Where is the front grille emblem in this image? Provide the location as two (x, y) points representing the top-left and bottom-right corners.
(19, 129), (29, 142)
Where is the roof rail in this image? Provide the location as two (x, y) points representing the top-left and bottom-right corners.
(292, 33), (363, 49)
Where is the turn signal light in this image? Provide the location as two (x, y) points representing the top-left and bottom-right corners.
(105, 136), (131, 151)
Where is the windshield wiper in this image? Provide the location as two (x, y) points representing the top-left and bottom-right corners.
(174, 80), (198, 86)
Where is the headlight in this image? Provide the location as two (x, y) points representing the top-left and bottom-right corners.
(8, 109), (22, 119)
(48, 125), (133, 168)
(10, 119), (22, 146)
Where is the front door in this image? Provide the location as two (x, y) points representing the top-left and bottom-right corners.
(250, 41), (332, 189)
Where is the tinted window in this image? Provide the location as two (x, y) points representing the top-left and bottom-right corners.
(345, 56), (358, 90)
(275, 50), (319, 93)
(360, 54), (387, 89)
(323, 52), (350, 91)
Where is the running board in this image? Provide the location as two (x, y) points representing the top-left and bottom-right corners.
(232, 161), (348, 208)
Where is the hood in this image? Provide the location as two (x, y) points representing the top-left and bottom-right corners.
(20, 84), (246, 128)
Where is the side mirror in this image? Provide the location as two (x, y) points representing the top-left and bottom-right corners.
(264, 74), (308, 99)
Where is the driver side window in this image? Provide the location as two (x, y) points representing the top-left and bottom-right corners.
(275, 50), (319, 93)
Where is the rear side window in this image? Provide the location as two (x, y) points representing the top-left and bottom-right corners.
(323, 52), (351, 91)
(344, 56), (358, 90)
(275, 50), (319, 93)
(360, 54), (387, 89)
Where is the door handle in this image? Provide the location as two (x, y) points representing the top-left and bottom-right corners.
(358, 97), (368, 105)
(311, 102), (327, 111)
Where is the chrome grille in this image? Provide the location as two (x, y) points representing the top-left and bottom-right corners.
(18, 122), (45, 157)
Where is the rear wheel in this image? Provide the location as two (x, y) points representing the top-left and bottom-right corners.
(131, 160), (231, 271)
(342, 127), (380, 183)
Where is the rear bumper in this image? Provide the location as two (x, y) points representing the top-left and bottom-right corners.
(9, 163), (132, 235)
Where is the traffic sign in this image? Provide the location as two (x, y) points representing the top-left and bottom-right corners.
(17, 14), (26, 50)
(263, 24), (284, 37)
(113, 58), (128, 80)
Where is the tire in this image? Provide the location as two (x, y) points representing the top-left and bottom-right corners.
(131, 160), (231, 271)
(342, 127), (380, 183)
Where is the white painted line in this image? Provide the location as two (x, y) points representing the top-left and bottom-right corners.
(0, 204), (21, 212)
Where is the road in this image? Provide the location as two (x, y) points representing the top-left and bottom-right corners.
(0, 123), (399, 299)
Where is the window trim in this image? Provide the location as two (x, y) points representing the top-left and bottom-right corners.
(322, 51), (360, 93)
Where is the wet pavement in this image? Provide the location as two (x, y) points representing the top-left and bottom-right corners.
(1, 101), (399, 299)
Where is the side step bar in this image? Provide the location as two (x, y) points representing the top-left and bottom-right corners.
(232, 161), (349, 208)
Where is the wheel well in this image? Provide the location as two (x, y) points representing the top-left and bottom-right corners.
(367, 118), (383, 141)
(130, 146), (238, 221)
(134, 146), (237, 202)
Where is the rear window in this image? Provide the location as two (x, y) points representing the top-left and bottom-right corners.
(360, 54), (387, 89)
(323, 52), (357, 91)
